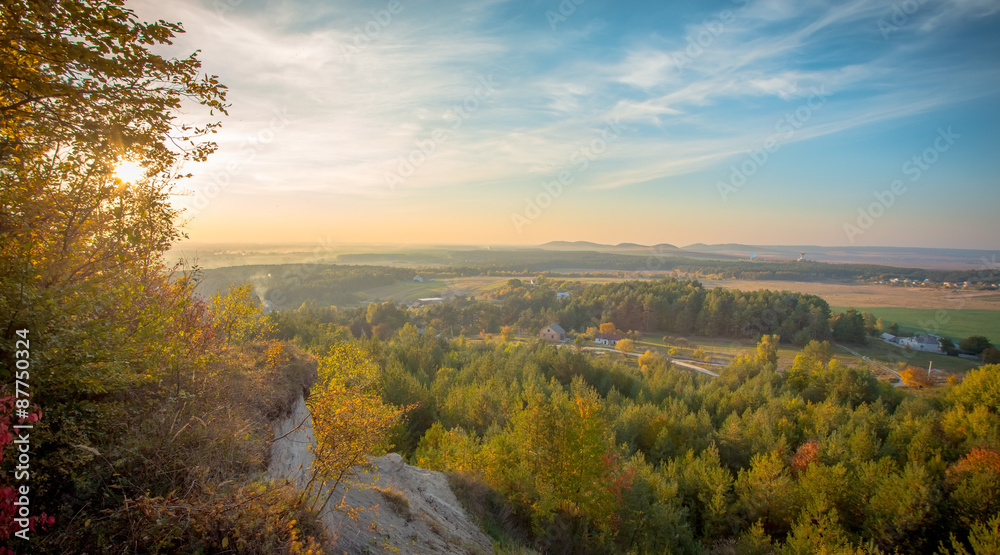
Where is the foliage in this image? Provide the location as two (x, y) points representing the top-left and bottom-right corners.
(211, 282), (275, 345)
(616, 338), (635, 357)
(351, 328), (1000, 552)
(961, 336), (995, 357)
(832, 309), (868, 345)
(305, 342), (412, 512)
(1, 0), (226, 394)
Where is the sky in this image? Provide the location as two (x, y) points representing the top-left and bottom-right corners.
(133, 0), (1000, 249)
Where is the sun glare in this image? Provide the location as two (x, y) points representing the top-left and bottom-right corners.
(113, 160), (146, 182)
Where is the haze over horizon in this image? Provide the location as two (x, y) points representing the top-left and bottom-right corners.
(137, 0), (1000, 250)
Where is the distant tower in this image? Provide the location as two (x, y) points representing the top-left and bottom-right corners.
(798, 252), (806, 262)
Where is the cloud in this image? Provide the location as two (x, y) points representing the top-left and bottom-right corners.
(135, 0), (999, 206)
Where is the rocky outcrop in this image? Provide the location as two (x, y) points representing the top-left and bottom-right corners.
(268, 395), (493, 554)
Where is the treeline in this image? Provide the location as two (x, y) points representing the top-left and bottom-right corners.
(407, 278), (832, 344)
(193, 264), (415, 309)
(334, 250), (1000, 284)
(293, 325), (1000, 554)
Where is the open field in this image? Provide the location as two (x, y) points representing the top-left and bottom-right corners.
(829, 306), (1000, 343)
(700, 278), (1000, 311)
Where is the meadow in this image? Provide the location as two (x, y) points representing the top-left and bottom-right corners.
(829, 306), (1000, 344)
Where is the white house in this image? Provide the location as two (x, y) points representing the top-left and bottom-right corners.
(595, 332), (622, 347)
(413, 275), (425, 283)
(556, 292), (570, 300)
(899, 334), (943, 353)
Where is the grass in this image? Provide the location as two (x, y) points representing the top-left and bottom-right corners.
(635, 333), (802, 367)
(374, 486), (411, 520)
(841, 339), (982, 374)
(830, 306), (1000, 343)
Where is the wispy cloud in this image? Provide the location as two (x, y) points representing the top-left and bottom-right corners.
(134, 0), (1000, 247)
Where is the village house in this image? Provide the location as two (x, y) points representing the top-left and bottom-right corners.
(556, 292), (570, 300)
(899, 334), (943, 353)
(595, 332), (622, 347)
(540, 324), (567, 342)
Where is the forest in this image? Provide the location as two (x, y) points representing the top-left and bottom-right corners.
(264, 312), (1000, 554)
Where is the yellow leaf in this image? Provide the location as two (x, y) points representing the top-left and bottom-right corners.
(222, 537), (229, 548)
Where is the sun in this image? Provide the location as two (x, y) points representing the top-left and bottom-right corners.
(113, 160), (146, 182)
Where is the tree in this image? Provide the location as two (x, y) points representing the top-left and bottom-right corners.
(306, 343), (412, 512)
(637, 349), (661, 369)
(800, 340), (833, 366)
(755, 334), (780, 367)
(984, 348), (1000, 365)
(211, 283), (274, 345)
(599, 322), (618, 335)
(1, 0), (227, 392)
(616, 338), (635, 358)
(941, 337), (960, 356)
(899, 365), (933, 388)
(961, 336), (994, 357)
(831, 309), (867, 344)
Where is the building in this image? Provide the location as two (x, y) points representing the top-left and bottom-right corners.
(540, 324), (566, 342)
(413, 275), (425, 283)
(595, 332), (622, 347)
(899, 334), (943, 353)
(556, 292), (570, 300)
(880, 333), (898, 344)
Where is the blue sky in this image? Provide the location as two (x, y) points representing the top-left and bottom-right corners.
(136, 0), (1000, 249)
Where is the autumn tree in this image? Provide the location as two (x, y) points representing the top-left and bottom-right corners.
(755, 334), (780, 367)
(211, 283), (274, 345)
(599, 322), (618, 335)
(616, 338), (635, 358)
(900, 365), (933, 388)
(306, 342), (412, 512)
(0, 0), (227, 393)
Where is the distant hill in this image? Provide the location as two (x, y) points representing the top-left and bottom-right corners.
(537, 242), (996, 270)
(681, 244), (997, 270)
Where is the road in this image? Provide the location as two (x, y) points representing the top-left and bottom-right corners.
(836, 344), (904, 386)
(579, 346), (719, 378)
